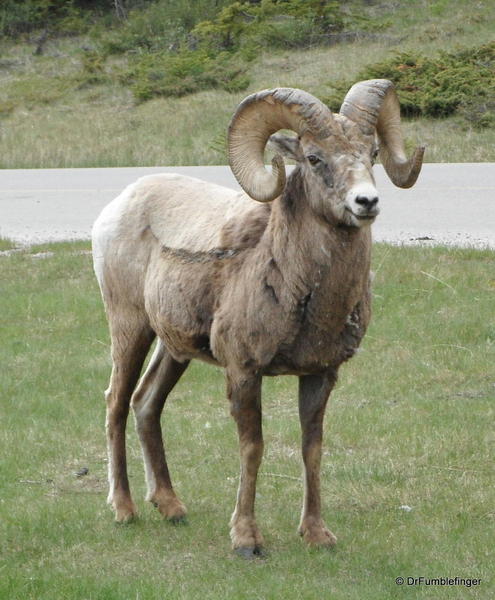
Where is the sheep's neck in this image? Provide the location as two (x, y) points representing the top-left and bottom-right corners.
(264, 194), (371, 331)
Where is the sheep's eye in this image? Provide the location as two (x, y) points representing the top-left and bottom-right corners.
(371, 148), (379, 163)
(307, 154), (321, 166)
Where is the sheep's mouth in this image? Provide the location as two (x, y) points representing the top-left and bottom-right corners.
(355, 214), (376, 220)
(344, 207), (377, 224)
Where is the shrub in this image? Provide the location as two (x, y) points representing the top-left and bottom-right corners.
(323, 42), (495, 127)
(0, 0), (98, 37)
(0, 0), (54, 36)
(98, 0), (233, 55)
(0, 1), (383, 105)
(91, 1), (378, 103)
(458, 99), (495, 130)
(191, 0), (349, 53)
(122, 49), (250, 101)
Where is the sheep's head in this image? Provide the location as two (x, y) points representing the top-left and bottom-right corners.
(268, 121), (380, 227)
(228, 82), (425, 228)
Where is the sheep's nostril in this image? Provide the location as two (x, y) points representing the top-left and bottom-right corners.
(355, 195), (379, 209)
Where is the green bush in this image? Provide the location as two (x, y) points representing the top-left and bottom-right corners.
(98, 0), (233, 55)
(0, 0), (100, 37)
(191, 0), (348, 53)
(78, 49), (108, 86)
(0, 1), (381, 105)
(122, 49), (250, 101)
(458, 99), (495, 129)
(323, 42), (495, 127)
(105, 0), (374, 102)
(0, 0), (47, 35)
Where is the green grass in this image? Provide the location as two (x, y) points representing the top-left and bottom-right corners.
(1, 241), (494, 599)
(0, 237), (19, 251)
(0, 0), (494, 168)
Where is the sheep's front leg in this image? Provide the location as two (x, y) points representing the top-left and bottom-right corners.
(228, 373), (265, 558)
(298, 371), (337, 547)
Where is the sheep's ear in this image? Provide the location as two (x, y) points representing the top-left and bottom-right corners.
(268, 133), (303, 162)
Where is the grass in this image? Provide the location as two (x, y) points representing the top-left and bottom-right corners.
(1, 240), (494, 599)
(0, 0), (494, 168)
(0, 237), (18, 251)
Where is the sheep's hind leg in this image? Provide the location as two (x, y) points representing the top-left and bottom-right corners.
(228, 372), (265, 558)
(105, 317), (155, 523)
(132, 339), (189, 523)
(297, 371), (337, 548)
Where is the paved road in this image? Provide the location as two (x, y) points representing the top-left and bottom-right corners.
(0, 163), (494, 247)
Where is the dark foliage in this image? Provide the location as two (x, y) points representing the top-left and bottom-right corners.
(0, 1), (382, 103)
(324, 42), (495, 128)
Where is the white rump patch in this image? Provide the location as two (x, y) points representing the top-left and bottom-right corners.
(92, 182), (136, 284)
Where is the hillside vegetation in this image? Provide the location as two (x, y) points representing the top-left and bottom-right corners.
(0, 0), (494, 168)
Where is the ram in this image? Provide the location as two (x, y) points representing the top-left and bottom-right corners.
(92, 80), (424, 557)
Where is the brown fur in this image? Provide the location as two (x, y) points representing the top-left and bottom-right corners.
(93, 115), (383, 554)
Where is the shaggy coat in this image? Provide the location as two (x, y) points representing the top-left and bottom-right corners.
(92, 82), (423, 556)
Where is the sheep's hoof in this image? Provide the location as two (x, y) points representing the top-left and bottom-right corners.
(169, 515), (188, 526)
(113, 501), (138, 524)
(150, 493), (187, 522)
(115, 512), (138, 525)
(234, 546), (267, 560)
(299, 526), (337, 548)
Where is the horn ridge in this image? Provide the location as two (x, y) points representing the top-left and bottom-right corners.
(228, 88), (334, 202)
(339, 79), (425, 188)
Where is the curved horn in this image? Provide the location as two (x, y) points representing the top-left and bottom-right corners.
(228, 88), (334, 202)
(340, 79), (425, 188)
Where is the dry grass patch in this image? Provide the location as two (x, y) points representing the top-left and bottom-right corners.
(1, 0), (495, 168)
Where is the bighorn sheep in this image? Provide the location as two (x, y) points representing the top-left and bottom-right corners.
(92, 80), (424, 557)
